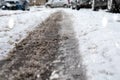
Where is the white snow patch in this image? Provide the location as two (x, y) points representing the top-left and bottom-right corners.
(8, 17), (15, 29)
(50, 70), (59, 80)
(102, 16), (108, 27)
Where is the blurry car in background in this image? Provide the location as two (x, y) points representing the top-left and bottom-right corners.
(92, 0), (120, 12)
(71, 0), (92, 10)
(107, 0), (120, 12)
(91, 0), (107, 11)
(45, 0), (70, 8)
(1, 0), (30, 10)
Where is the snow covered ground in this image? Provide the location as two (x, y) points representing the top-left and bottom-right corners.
(0, 7), (56, 60)
(0, 6), (120, 80)
(64, 9), (120, 80)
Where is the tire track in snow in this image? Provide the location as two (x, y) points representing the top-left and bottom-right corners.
(50, 12), (87, 80)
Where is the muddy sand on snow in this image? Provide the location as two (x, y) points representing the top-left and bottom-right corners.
(0, 11), (86, 80)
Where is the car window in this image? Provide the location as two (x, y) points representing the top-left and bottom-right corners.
(54, 0), (60, 2)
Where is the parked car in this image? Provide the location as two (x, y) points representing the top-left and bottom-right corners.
(45, 0), (70, 8)
(92, 0), (120, 12)
(71, 0), (92, 10)
(107, 0), (120, 12)
(91, 0), (107, 11)
(70, 0), (77, 9)
(1, 0), (30, 10)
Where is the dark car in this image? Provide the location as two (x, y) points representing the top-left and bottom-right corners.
(71, 0), (92, 10)
(91, 0), (107, 11)
(107, 0), (120, 12)
(92, 0), (120, 12)
(1, 0), (30, 10)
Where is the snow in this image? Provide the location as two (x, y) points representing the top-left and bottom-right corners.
(0, 6), (120, 80)
(64, 9), (120, 80)
(50, 70), (59, 80)
(0, 7), (56, 60)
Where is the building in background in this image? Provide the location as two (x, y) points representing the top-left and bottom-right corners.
(0, 0), (48, 7)
(29, 0), (48, 6)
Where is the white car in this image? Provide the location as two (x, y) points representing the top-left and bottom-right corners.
(45, 0), (70, 8)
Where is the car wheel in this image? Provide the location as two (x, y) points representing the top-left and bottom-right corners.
(2, 7), (6, 10)
(2, 6), (7, 10)
(92, 0), (98, 11)
(72, 6), (75, 9)
(63, 4), (68, 8)
(107, 0), (115, 12)
(71, 4), (75, 9)
(26, 8), (30, 11)
(46, 4), (51, 8)
(76, 5), (80, 10)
